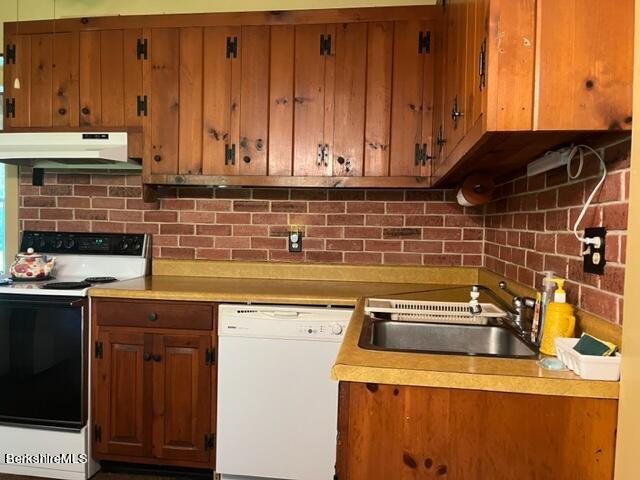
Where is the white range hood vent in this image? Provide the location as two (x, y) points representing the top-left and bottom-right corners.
(0, 132), (141, 170)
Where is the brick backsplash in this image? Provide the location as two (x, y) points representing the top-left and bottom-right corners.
(17, 137), (630, 325)
(18, 172), (484, 267)
(484, 139), (631, 324)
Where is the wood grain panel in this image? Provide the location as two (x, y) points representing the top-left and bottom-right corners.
(123, 29), (143, 127)
(534, 0), (633, 131)
(94, 330), (151, 458)
(52, 32), (79, 127)
(332, 22), (367, 177)
(419, 20), (435, 178)
(486, 0), (535, 131)
(152, 334), (212, 464)
(239, 26), (270, 176)
(100, 30), (125, 126)
(430, 17), (447, 176)
(442, 0), (468, 157)
(363, 22), (393, 176)
(466, 0), (488, 132)
(268, 25), (295, 176)
(30, 34), (53, 127)
(389, 20), (427, 176)
(4, 34), (32, 128)
(149, 28), (180, 175)
(322, 24), (336, 177)
(293, 24), (328, 176)
(79, 31), (102, 127)
(178, 27), (204, 175)
(202, 26), (236, 175)
(338, 382), (618, 480)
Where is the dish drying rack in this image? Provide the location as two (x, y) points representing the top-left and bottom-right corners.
(364, 298), (506, 325)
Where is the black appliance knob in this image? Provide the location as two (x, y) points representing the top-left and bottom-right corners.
(63, 239), (75, 249)
(133, 242), (142, 252)
(55, 239), (63, 249)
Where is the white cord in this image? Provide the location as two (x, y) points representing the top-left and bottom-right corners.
(566, 144), (607, 245)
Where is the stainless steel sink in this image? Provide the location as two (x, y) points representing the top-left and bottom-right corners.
(359, 316), (538, 358)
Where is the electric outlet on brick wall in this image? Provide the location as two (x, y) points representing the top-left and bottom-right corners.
(583, 227), (607, 275)
(288, 226), (303, 253)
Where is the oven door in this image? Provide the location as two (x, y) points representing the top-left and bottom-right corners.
(0, 294), (87, 430)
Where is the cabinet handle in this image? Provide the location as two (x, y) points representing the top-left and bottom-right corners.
(152, 354), (162, 362)
(153, 154), (161, 162)
(143, 352), (152, 362)
(81, 107), (90, 115)
(147, 312), (157, 321)
(243, 155), (251, 164)
(337, 156), (346, 165)
(58, 107), (67, 115)
(451, 96), (463, 124)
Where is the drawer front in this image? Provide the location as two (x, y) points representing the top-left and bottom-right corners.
(95, 300), (214, 330)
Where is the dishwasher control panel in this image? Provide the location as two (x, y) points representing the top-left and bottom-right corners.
(218, 304), (352, 342)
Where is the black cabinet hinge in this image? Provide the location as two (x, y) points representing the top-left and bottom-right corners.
(205, 347), (216, 366)
(418, 31), (431, 54)
(226, 36), (238, 58)
(224, 144), (236, 165)
(95, 341), (103, 359)
(414, 143), (432, 166)
(6, 43), (16, 64)
(204, 433), (215, 450)
(320, 34), (332, 55)
(316, 144), (329, 167)
(136, 95), (148, 116)
(479, 37), (487, 90)
(5, 98), (15, 118)
(136, 38), (148, 60)
(94, 424), (102, 442)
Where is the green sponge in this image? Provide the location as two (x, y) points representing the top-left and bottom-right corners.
(573, 333), (617, 357)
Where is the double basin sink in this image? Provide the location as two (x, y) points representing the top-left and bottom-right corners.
(358, 291), (538, 359)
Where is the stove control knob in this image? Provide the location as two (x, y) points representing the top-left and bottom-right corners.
(331, 323), (344, 335)
(55, 239), (64, 249)
(133, 241), (142, 253)
(120, 240), (129, 252)
(37, 238), (47, 250)
(64, 239), (75, 249)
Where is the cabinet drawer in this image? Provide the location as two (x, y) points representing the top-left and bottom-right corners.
(95, 299), (214, 330)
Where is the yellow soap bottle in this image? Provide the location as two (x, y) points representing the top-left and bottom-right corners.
(539, 278), (575, 356)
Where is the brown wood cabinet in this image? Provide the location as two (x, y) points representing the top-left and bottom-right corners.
(3, 3), (632, 189)
(91, 298), (216, 468)
(337, 382), (618, 480)
(431, 0), (633, 185)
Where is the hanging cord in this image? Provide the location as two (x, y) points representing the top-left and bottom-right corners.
(566, 144), (607, 246)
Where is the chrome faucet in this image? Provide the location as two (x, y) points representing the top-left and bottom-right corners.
(498, 281), (538, 341)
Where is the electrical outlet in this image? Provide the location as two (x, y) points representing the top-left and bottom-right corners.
(583, 227), (606, 275)
(288, 227), (303, 253)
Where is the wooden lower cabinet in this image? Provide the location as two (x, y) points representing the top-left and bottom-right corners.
(337, 382), (618, 480)
(92, 299), (216, 468)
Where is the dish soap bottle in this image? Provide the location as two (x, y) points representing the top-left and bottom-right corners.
(539, 278), (575, 356)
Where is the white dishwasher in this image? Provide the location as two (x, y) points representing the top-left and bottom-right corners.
(216, 303), (352, 480)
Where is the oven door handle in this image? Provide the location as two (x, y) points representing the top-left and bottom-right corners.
(0, 296), (87, 308)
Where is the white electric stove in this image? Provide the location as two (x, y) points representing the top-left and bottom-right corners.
(0, 231), (151, 480)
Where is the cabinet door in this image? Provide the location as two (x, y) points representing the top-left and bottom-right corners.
(79, 29), (142, 128)
(293, 24), (334, 176)
(152, 334), (213, 464)
(442, 0), (468, 158)
(389, 20), (434, 176)
(93, 330), (152, 458)
(143, 28), (180, 176)
(431, 16), (447, 177)
(465, 0), (488, 133)
(3, 32), (78, 128)
(202, 26), (240, 175)
(332, 23), (367, 177)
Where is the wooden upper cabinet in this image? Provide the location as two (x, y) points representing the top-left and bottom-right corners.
(534, 0), (633, 131)
(389, 20), (435, 177)
(93, 330), (151, 459)
(79, 29), (142, 128)
(4, 32), (79, 128)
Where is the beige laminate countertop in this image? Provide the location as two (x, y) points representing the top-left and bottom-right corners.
(332, 297), (620, 399)
(89, 270), (619, 400)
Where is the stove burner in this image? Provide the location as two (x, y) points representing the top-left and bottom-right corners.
(85, 276), (118, 284)
(41, 281), (92, 290)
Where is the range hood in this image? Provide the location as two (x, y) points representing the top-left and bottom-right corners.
(0, 132), (141, 170)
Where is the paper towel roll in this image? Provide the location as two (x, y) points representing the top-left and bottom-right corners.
(456, 174), (495, 206)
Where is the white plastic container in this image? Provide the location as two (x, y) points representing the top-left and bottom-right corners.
(554, 337), (621, 381)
